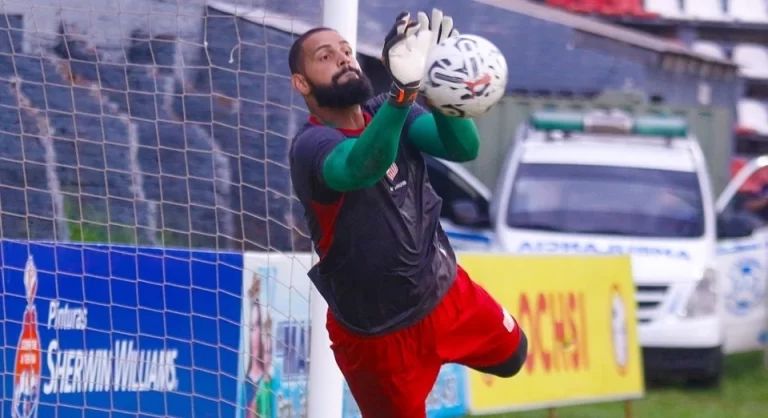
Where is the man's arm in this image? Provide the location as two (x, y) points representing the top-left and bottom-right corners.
(322, 102), (411, 191)
(318, 10), (432, 192)
(406, 108), (480, 162)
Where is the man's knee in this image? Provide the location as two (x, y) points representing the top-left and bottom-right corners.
(474, 330), (528, 378)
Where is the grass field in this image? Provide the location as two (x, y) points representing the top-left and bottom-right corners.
(475, 352), (768, 418)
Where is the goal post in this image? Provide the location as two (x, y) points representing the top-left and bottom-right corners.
(307, 2), (359, 417)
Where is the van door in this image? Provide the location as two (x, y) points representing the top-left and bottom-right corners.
(715, 156), (768, 354)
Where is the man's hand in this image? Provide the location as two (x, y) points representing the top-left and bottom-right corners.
(422, 8), (459, 48)
(419, 9), (459, 95)
(382, 12), (431, 107)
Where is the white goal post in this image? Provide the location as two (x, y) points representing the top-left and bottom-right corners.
(307, 1), (358, 417)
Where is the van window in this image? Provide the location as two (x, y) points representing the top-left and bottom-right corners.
(507, 163), (705, 238)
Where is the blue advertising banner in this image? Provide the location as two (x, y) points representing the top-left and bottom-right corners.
(2, 245), (467, 418)
(1, 241), (245, 418)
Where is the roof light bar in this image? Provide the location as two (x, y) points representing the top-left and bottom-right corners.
(530, 110), (688, 137)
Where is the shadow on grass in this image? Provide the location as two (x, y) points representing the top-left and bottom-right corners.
(645, 351), (765, 392)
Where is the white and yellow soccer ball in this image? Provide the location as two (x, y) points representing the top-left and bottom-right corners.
(422, 33), (508, 118)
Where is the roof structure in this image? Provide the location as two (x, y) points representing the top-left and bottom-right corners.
(476, 0), (736, 68)
(208, 0), (737, 71)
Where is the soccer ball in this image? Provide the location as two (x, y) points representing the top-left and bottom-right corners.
(423, 34), (508, 118)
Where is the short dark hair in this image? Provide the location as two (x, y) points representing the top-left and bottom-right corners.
(288, 27), (333, 74)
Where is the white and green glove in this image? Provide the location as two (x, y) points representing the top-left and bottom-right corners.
(420, 8), (460, 95)
(381, 9), (461, 106)
(423, 8), (460, 48)
(382, 11), (431, 107)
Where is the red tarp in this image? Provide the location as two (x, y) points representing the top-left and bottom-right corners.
(731, 157), (768, 193)
(546, 0), (658, 17)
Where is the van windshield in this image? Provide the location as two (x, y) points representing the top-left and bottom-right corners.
(506, 163), (705, 238)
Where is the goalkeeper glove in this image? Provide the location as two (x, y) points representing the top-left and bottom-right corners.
(382, 11), (431, 107)
(419, 8), (460, 95)
(423, 8), (460, 48)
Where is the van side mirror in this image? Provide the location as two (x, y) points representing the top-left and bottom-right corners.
(452, 199), (491, 228)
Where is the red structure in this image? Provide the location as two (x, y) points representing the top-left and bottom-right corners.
(731, 157), (768, 193)
(546, 0), (658, 18)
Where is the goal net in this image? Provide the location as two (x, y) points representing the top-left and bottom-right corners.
(0, 1), (318, 417)
(0, 1), (470, 417)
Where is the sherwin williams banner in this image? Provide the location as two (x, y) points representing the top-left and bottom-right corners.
(2, 241), (244, 418)
(2, 244), (468, 418)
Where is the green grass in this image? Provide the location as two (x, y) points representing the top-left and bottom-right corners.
(63, 197), (137, 244)
(62, 196), (189, 246)
(477, 352), (768, 418)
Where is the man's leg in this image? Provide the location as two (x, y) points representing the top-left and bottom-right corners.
(433, 265), (528, 377)
(326, 310), (442, 418)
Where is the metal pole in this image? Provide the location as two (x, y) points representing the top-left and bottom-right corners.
(307, 3), (360, 417)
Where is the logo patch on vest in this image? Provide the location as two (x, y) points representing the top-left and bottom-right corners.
(386, 163), (398, 180)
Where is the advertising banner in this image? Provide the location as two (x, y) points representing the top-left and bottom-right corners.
(1, 241), (245, 418)
(238, 253), (313, 418)
(458, 254), (644, 415)
(2, 244), (467, 418)
(341, 363), (468, 418)
(240, 252), (468, 418)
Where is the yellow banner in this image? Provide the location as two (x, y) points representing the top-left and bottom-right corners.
(459, 255), (644, 415)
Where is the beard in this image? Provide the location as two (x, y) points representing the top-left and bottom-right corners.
(310, 67), (374, 109)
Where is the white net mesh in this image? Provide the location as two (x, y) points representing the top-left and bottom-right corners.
(0, 1), (316, 417)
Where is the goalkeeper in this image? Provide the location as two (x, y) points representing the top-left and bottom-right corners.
(288, 9), (527, 417)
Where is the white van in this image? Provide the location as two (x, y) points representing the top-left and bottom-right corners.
(436, 110), (768, 386)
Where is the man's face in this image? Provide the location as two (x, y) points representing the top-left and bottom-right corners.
(293, 30), (373, 108)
